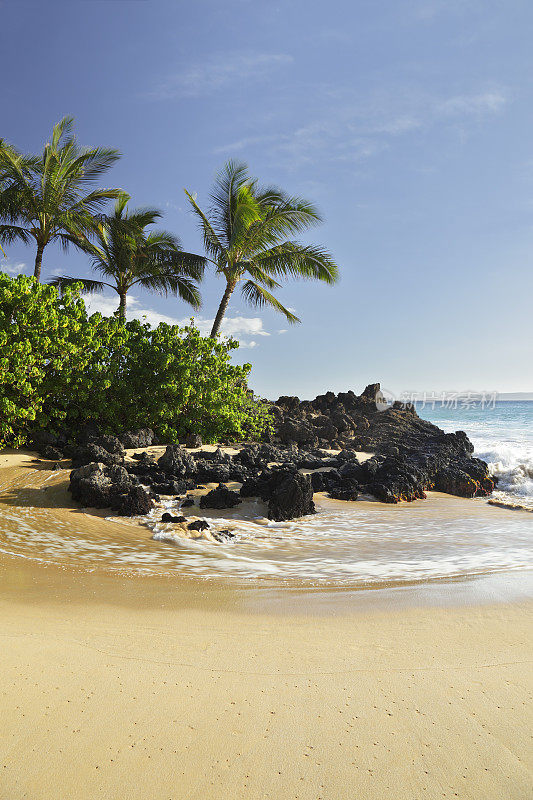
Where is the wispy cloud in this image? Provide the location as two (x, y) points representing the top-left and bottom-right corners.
(150, 52), (293, 100)
(84, 294), (270, 347)
(436, 90), (507, 116)
(412, 0), (482, 22)
(214, 85), (508, 167)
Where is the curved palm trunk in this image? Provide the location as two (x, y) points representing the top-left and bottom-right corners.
(117, 290), (127, 321)
(33, 241), (45, 281)
(210, 279), (236, 338)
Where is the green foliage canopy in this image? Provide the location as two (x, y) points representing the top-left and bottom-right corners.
(0, 273), (270, 449)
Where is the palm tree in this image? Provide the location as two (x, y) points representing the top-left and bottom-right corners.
(184, 161), (339, 338)
(0, 117), (121, 281)
(51, 192), (206, 319)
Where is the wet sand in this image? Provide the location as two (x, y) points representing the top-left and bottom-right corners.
(0, 450), (532, 799)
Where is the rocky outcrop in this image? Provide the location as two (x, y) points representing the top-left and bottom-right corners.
(157, 445), (197, 478)
(267, 384), (428, 453)
(241, 468), (315, 521)
(69, 462), (153, 515)
(119, 429), (155, 449)
(64, 382), (495, 519)
(267, 470), (315, 521)
(71, 443), (124, 468)
(199, 484), (242, 509)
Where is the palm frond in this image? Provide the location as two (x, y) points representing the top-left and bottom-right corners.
(208, 160), (253, 245)
(151, 248), (207, 281)
(238, 262), (280, 290)
(49, 275), (108, 294)
(50, 116), (75, 150)
(254, 242), (339, 284)
(184, 188), (226, 261)
(61, 147), (121, 186)
(136, 273), (201, 309)
(240, 280), (300, 323)
(0, 224), (33, 245)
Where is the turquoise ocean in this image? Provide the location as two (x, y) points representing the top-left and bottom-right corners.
(420, 401), (533, 512)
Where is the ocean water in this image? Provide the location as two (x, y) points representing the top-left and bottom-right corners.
(420, 401), (533, 511)
(0, 403), (531, 587)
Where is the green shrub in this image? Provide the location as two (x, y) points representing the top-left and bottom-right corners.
(0, 273), (270, 448)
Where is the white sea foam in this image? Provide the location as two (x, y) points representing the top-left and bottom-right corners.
(476, 442), (533, 508)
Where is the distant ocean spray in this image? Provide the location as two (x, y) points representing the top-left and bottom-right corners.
(421, 401), (533, 511)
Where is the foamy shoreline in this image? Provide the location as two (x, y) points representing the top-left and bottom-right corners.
(1, 447), (531, 588)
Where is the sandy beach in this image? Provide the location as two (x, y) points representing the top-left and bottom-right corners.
(0, 450), (532, 799)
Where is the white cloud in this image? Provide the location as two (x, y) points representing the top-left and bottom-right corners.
(1, 260), (27, 276)
(151, 52), (293, 100)
(278, 329), (288, 335)
(217, 316), (270, 338)
(84, 293), (271, 346)
(84, 293), (122, 318)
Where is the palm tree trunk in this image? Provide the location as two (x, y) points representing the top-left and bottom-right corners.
(118, 291), (127, 321)
(33, 241), (45, 281)
(210, 279), (236, 337)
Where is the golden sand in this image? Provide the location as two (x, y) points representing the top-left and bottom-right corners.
(0, 450), (532, 799)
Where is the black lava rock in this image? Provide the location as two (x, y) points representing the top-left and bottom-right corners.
(161, 512), (187, 523)
(111, 485), (153, 516)
(71, 444), (123, 469)
(187, 520), (210, 532)
(119, 429), (155, 449)
(199, 484), (242, 509)
(185, 433), (202, 449)
(41, 445), (64, 460)
(213, 529), (236, 542)
(328, 486), (359, 501)
(157, 445), (197, 478)
(267, 469), (315, 522)
(69, 462), (153, 516)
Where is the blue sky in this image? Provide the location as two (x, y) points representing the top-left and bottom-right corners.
(2, 0), (532, 397)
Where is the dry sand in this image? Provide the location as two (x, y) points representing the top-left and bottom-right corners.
(0, 450), (532, 799)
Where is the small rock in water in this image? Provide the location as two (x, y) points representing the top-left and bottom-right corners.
(187, 519), (210, 532)
(181, 496), (195, 508)
(161, 512), (187, 523)
(213, 529), (236, 542)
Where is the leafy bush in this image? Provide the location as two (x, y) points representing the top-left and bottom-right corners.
(0, 273), (270, 448)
